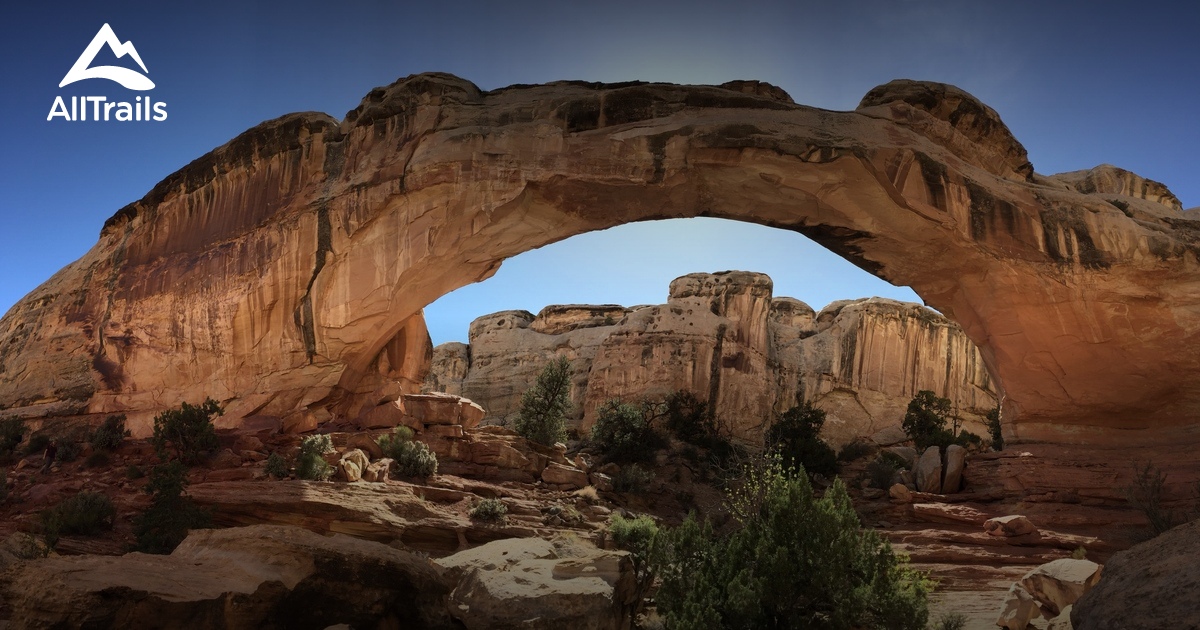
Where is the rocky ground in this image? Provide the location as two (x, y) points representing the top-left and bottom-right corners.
(0, 399), (1194, 627)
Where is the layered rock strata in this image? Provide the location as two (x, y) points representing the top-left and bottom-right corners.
(426, 271), (996, 445)
(1, 74), (1197, 445)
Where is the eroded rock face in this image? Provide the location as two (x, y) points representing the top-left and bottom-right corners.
(428, 272), (996, 445)
(2, 524), (457, 629)
(2, 73), (1198, 445)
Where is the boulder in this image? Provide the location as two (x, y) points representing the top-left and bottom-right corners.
(1048, 605), (1074, 630)
(210, 448), (242, 470)
(434, 537), (637, 630)
(888, 483), (912, 502)
(362, 458), (393, 483)
(337, 449), (370, 483)
(542, 462), (589, 488)
(590, 472), (614, 493)
(914, 446), (943, 494)
(942, 444), (966, 493)
(997, 582), (1041, 630)
(403, 393), (486, 429)
(1021, 559), (1102, 617)
(2, 525), (457, 628)
(1072, 518), (1200, 629)
(885, 445), (918, 466)
(358, 400), (419, 431)
(871, 426), (910, 447)
(985, 515), (1039, 537)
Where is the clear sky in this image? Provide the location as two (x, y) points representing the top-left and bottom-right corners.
(1, 1), (1197, 345)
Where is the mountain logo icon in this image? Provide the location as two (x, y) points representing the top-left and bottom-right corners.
(59, 23), (154, 91)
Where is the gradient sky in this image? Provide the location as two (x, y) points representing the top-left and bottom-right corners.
(1, 1), (1197, 345)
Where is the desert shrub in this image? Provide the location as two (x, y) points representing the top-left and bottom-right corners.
(134, 460), (211, 554)
(41, 491), (116, 548)
(295, 434), (334, 481)
(866, 455), (900, 489)
(85, 450), (110, 468)
(377, 426), (438, 478)
(126, 464), (145, 479)
(0, 419), (26, 460)
(934, 612), (969, 630)
(1127, 461), (1177, 536)
(90, 414), (129, 451)
(986, 406), (1004, 451)
(610, 513), (659, 606)
(22, 432), (50, 457)
(514, 356), (572, 447)
(264, 452), (289, 478)
(590, 399), (663, 464)
(469, 498), (507, 522)
(956, 430), (984, 448)
(650, 457), (930, 630)
(664, 390), (710, 440)
(837, 438), (875, 462)
(152, 398), (221, 465)
(765, 401), (838, 478)
(608, 513), (658, 557)
(613, 464), (654, 493)
(1071, 546), (1088, 560)
(55, 440), (81, 464)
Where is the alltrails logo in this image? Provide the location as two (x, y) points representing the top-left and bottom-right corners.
(47, 24), (167, 122)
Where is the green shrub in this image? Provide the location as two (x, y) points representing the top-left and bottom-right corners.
(1127, 461), (1177, 536)
(264, 452), (289, 478)
(55, 440), (81, 464)
(152, 398), (221, 465)
(866, 455), (900, 489)
(469, 498), (507, 522)
(41, 491), (116, 548)
(377, 427), (438, 478)
(608, 513), (657, 557)
(613, 464), (653, 493)
(22, 432), (49, 457)
(90, 414), (129, 451)
(664, 390), (710, 441)
(85, 450), (110, 468)
(765, 401), (838, 478)
(590, 399), (663, 464)
(514, 356), (572, 446)
(126, 464), (145, 480)
(934, 612), (969, 630)
(134, 460), (211, 554)
(0, 419), (25, 460)
(986, 406), (1004, 451)
(650, 457), (930, 630)
(295, 434), (334, 481)
(837, 438), (875, 462)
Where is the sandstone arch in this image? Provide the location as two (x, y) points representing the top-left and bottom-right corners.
(1, 74), (1197, 444)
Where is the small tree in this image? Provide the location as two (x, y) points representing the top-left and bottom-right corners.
(765, 401), (838, 478)
(902, 390), (951, 449)
(986, 406), (1004, 451)
(133, 460), (211, 554)
(0, 419), (25, 462)
(514, 356), (572, 446)
(152, 399), (222, 465)
(590, 399), (662, 464)
(90, 415), (130, 451)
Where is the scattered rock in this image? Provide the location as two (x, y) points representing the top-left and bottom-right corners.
(1048, 605), (1074, 630)
(337, 449), (370, 483)
(986, 515), (1039, 537)
(358, 400), (416, 431)
(434, 537), (636, 630)
(861, 487), (885, 500)
(915, 446), (943, 494)
(871, 426), (910, 447)
(346, 433), (384, 460)
(885, 445), (918, 466)
(997, 582), (1041, 630)
(403, 393), (486, 429)
(210, 448), (242, 470)
(888, 483), (912, 502)
(1021, 558), (1102, 617)
(590, 472), (614, 493)
(542, 463), (589, 489)
(362, 458), (393, 483)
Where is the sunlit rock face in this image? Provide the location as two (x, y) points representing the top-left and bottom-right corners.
(425, 272), (995, 446)
(0, 72), (1197, 444)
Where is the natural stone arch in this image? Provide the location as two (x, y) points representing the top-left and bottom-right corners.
(1, 73), (1196, 445)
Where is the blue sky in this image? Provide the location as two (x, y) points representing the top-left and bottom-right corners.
(1, 1), (1197, 345)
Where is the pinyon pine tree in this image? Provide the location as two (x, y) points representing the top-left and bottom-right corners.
(515, 356), (572, 446)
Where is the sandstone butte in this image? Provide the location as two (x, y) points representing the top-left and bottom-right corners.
(424, 271), (996, 446)
(0, 74), (1197, 446)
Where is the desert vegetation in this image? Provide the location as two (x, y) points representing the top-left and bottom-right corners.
(515, 356), (572, 446)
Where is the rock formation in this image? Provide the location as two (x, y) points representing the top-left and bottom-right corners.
(425, 271), (995, 445)
(1072, 518), (1200, 629)
(1, 74), (1198, 446)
